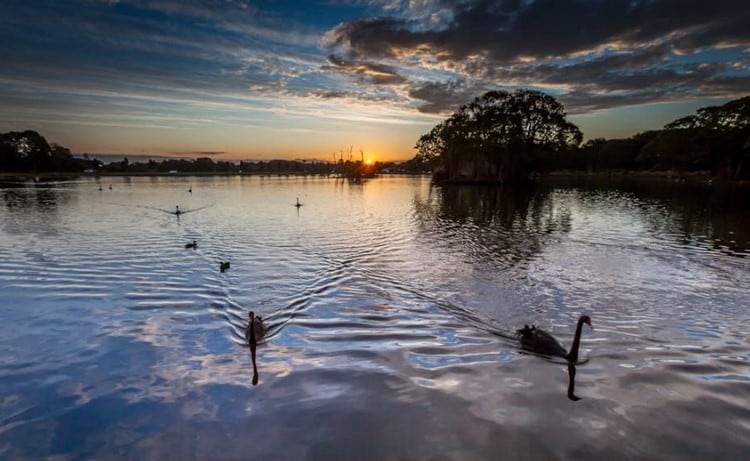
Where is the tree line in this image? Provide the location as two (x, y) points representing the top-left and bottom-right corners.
(4, 92), (747, 180)
(414, 91), (750, 182)
(0, 131), (425, 175)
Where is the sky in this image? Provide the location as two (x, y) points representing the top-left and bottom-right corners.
(1, 0), (748, 162)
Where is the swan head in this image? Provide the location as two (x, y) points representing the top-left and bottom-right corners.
(580, 315), (592, 328)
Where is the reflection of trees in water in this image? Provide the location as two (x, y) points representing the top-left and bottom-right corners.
(413, 184), (572, 270)
(2, 184), (66, 212)
(551, 176), (750, 256)
(1, 185), (72, 237)
(669, 187), (750, 256)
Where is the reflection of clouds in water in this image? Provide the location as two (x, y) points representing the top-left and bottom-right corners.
(3, 177), (750, 459)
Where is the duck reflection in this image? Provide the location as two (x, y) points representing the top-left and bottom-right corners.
(245, 311), (266, 386)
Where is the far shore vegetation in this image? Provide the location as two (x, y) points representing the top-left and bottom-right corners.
(2, 91), (748, 183)
(413, 90), (749, 183)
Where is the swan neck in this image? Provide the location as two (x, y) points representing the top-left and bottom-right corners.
(250, 317), (256, 344)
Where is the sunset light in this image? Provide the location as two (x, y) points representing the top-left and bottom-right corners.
(1, 2), (750, 459)
(1, 1), (747, 162)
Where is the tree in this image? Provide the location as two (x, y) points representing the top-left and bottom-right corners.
(665, 96), (750, 131)
(415, 89), (582, 183)
(0, 130), (84, 172)
(661, 95), (750, 178)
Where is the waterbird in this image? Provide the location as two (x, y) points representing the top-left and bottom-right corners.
(295, 197), (303, 208)
(185, 240), (197, 249)
(517, 315), (592, 364)
(188, 187), (192, 193)
(220, 261), (230, 272)
(174, 205), (182, 215)
(108, 185), (112, 190)
(245, 311), (266, 385)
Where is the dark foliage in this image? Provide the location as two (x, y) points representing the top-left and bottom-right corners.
(0, 131), (85, 172)
(412, 93), (750, 181)
(415, 89), (582, 183)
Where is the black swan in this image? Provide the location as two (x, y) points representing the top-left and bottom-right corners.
(245, 311), (266, 385)
(220, 261), (230, 272)
(185, 240), (197, 249)
(295, 197), (303, 208)
(174, 205), (182, 215)
(517, 315), (591, 363)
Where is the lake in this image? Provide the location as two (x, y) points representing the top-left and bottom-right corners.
(1, 175), (749, 460)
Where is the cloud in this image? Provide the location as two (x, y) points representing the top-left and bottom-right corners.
(324, 54), (407, 85)
(323, 0), (750, 114)
(180, 151), (227, 156)
(407, 79), (484, 113)
(2, 0), (749, 149)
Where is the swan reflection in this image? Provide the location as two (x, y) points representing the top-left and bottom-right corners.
(567, 364), (580, 401)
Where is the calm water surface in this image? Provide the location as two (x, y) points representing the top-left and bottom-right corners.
(1, 175), (749, 460)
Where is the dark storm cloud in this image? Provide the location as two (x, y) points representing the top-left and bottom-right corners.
(324, 0), (750, 114)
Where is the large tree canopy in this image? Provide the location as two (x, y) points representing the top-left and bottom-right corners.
(665, 96), (750, 131)
(416, 89), (582, 183)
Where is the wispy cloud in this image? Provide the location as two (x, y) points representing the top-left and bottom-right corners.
(0, 0), (748, 157)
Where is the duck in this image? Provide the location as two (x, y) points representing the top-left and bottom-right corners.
(517, 315), (592, 363)
(185, 240), (197, 249)
(220, 261), (230, 272)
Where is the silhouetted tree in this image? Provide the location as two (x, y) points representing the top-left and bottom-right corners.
(657, 96), (750, 178)
(416, 89), (582, 183)
(0, 130), (84, 172)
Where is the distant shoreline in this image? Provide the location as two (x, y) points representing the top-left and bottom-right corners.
(1, 170), (747, 186)
(0, 171), (429, 180)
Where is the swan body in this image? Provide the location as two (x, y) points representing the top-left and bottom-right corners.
(245, 311), (266, 344)
(246, 311), (266, 385)
(518, 315), (591, 363)
(220, 261), (230, 272)
(185, 240), (197, 249)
